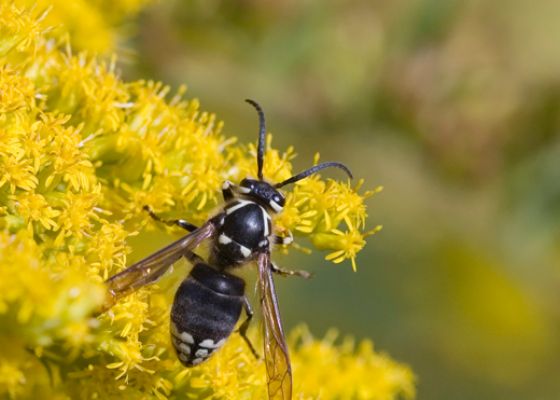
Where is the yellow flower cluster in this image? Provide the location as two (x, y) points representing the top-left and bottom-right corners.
(13, 0), (154, 53)
(0, 4), (413, 399)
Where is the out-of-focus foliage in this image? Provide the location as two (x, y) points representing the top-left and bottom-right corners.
(129, 0), (560, 399)
(0, 3), (411, 399)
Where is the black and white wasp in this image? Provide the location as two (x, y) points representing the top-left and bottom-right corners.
(104, 100), (352, 400)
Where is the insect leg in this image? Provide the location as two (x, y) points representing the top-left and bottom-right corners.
(271, 263), (312, 279)
(238, 297), (260, 359)
(143, 205), (198, 232)
(221, 180), (236, 201)
(182, 249), (205, 266)
(270, 231), (293, 246)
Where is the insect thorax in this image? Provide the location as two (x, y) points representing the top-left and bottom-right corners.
(212, 199), (272, 268)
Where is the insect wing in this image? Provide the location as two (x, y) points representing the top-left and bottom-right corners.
(105, 220), (216, 307)
(257, 251), (292, 400)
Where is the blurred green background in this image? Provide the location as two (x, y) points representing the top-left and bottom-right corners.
(121, 0), (560, 398)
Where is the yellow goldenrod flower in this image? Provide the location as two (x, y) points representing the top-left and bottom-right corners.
(13, 0), (155, 53)
(0, 4), (414, 399)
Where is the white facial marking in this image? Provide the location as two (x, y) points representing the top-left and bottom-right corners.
(199, 338), (225, 349)
(239, 245), (251, 258)
(195, 349), (209, 358)
(237, 186), (251, 194)
(222, 181), (231, 190)
(180, 332), (194, 344)
(269, 200), (283, 213)
(192, 358), (204, 365)
(179, 343), (191, 355)
(226, 200), (253, 215)
(219, 234), (232, 244)
(283, 235), (293, 245)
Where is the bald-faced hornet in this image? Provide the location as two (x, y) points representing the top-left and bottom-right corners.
(104, 100), (352, 400)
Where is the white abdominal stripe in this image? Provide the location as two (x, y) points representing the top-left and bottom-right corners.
(171, 323), (226, 365)
(199, 338), (226, 349)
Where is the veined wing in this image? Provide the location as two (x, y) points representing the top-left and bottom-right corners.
(104, 220), (216, 308)
(257, 251), (292, 400)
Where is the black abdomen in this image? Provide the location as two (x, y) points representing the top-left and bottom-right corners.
(170, 263), (245, 366)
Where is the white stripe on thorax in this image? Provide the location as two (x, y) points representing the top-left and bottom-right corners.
(225, 200), (254, 215)
(261, 207), (271, 236)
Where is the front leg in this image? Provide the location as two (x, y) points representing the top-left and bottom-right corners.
(143, 206), (198, 232)
(270, 231), (293, 246)
(271, 262), (312, 279)
(221, 180), (236, 202)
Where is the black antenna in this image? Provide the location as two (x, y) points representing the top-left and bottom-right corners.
(275, 162), (353, 188)
(245, 99), (266, 180)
